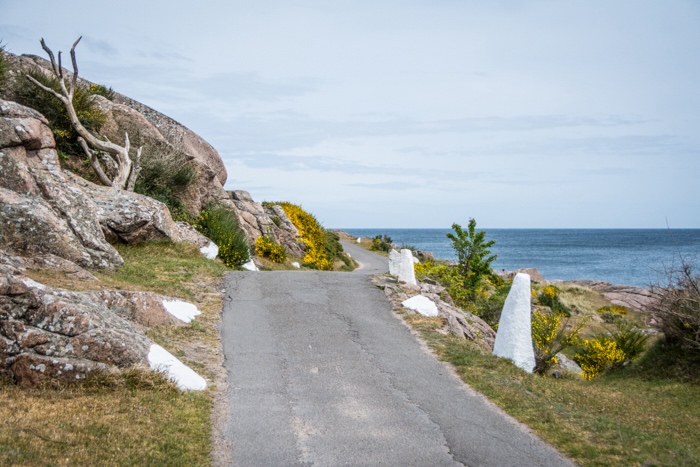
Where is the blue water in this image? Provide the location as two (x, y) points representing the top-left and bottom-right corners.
(340, 229), (700, 287)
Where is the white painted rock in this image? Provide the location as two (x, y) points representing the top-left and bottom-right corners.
(291, 262), (300, 269)
(242, 260), (259, 271)
(402, 295), (439, 317)
(492, 273), (536, 373)
(398, 249), (417, 285)
(356, 237), (362, 243)
(162, 299), (201, 323)
(412, 256), (420, 264)
(148, 344), (207, 391)
(199, 241), (219, 260)
(388, 249), (401, 276)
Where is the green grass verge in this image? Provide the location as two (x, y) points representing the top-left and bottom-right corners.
(400, 310), (700, 466)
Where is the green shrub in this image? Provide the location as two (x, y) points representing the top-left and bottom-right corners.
(15, 70), (107, 154)
(194, 204), (249, 268)
(446, 219), (497, 298)
(133, 148), (196, 220)
(473, 285), (510, 329)
(609, 321), (649, 362)
(324, 230), (345, 263)
(370, 235), (393, 252)
(599, 311), (621, 324)
(254, 236), (287, 263)
(537, 285), (571, 317)
(88, 83), (115, 100)
(414, 260), (505, 327)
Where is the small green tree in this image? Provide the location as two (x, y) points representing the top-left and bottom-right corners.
(446, 219), (497, 298)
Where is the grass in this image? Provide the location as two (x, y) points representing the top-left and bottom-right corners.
(398, 309), (700, 466)
(0, 379), (210, 466)
(5, 240), (229, 466)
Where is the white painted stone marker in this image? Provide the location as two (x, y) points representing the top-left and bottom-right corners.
(492, 273), (536, 373)
(148, 344), (207, 391)
(402, 295), (439, 317)
(162, 299), (201, 323)
(398, 249), (417, 285)
(388, 249), (401, 276)
(242, 260), (259, 271)
(200, 241), (219, 260)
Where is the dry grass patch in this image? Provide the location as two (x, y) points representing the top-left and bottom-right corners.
(556, 283), (609, 315)
(9, 240), (229, 466)
(0, 375), (210, 466)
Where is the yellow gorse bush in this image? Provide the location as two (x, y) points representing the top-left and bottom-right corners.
(275, 202), (333, 270)
(597, 305), (629, 315)
(255, 236), (287, 263)
(575, 338), (626, 380)
(532, 311), (561, 351)
(542, 285), (559, 300)
(531, 310), (585, 375)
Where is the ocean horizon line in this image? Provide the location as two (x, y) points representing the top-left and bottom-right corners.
(335, 227), (700, 231)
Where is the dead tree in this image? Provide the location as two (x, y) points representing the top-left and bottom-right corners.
(25, 37), (141, 190)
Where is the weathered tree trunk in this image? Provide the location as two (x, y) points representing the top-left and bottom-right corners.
(25, 37), (140, 190)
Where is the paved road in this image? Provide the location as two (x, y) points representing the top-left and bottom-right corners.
(221, 244), (573, 466)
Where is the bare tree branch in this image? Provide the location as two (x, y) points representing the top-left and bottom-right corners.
(24, 74), (63, 100)
(69, 36), (81, 96)
(126, 146), (143, 192)
(78, 137), (112, 187)
(29, 37), (136, 190)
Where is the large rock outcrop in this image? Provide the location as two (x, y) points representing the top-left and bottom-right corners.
(0, 99), (123, 269)
(228, 191), (305, 257)
(92, 94), (230, 215)
(0, 252), (208, 388)
(65, 171), (179, 244)
(0, 261), (151, 386)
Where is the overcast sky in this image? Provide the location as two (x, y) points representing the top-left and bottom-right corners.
(2, 1), (699, 228)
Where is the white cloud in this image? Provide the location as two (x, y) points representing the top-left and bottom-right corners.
(1, 0), (698, 227)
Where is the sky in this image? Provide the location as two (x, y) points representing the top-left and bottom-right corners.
(1, 1), (699, 228)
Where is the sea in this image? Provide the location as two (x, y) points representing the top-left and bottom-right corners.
(340, 228), (700, 288)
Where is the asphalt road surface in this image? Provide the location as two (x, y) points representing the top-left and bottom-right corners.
(221, 241), (573, 466)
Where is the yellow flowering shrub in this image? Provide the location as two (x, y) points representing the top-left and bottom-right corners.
(414, 260), (435, 277)
(575, 338), (626, 380)
(89, 83), (115, 100)
(542, 285), (559, 300)
(531, 310), (585, 375)
(255, 236), (287, 263)
(597, 305), (629, 315)
(536, 284), (570, 317)
(273, 202), (333, 270)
